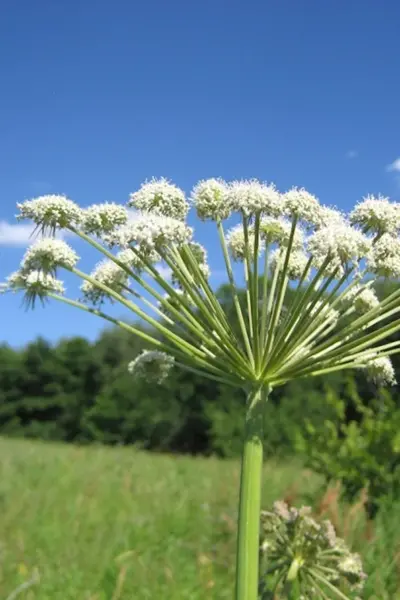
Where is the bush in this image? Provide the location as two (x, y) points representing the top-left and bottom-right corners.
(296, 378), (400, 515)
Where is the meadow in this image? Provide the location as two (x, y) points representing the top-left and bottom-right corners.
(0, 436), (399, 599)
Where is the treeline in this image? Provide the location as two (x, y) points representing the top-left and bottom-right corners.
(0, 281), (399, 459)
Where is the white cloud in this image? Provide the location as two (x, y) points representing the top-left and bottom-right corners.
(345, 150), (358, 159)
(156, 265), (172, 280)
(0, 221), (70, 247)
(386, 158), (400, 173)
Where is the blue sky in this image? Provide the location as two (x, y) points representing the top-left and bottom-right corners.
(1, 0), (400, 346)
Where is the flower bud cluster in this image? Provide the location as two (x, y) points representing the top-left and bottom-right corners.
(128, 350), (175, 384)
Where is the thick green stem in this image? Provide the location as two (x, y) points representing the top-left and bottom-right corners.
(235, 385), (269, 600)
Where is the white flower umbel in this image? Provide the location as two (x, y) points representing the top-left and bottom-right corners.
(308, 222), (371, 272)
(21, 239), (79, 274)
(259, 501), (367, 599)
(81, 260), (128, 305)
(128, 350), (175, 384)
(17, 194), (82, 233)
(283, 187), (322, 226)
(7, 176), (400, 600)
(350, 194), (400, 235)
(228, 180), (283, 217)
(343, 283), (380, 314)
(367, 233), (400, 278)
(191, 178), (231, 221)
(364, 356), (396, 386)
(260, 217), (304, 249)
(270, 248), (309, 280)
(82, 203), (128, 236)
(129, 178), (189, 221)
(226, 224), (263, 261)
(106, 214), (192, 252)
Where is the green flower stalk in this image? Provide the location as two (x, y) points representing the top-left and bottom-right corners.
(3, 180), (400, 599)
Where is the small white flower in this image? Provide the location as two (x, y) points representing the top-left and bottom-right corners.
(82, 203), (128, 235)
(260, 217), (304, 249)
(106, 214), (192, 252)
(364, 356), (396, 386)
(226, 224), (264, 262)
(128, 178), (189, 221)
(270, 248), (310, 280)
(191, 178), (231, 221)
(308, 223), (371, 272)
(17, 195), (82, 233)
(81, 260), (128, 304)
(20, 239), (79, 273)
(350, 194), (400, 234)
(367, 233), (400, 277)
(228, 180), (283, 217)
(128, 350), (174, 384)
(283, 187), (322, 225)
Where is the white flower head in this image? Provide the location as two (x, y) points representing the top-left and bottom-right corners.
(283, 187), (322, 225)
(4, 270), (65, 307)
(191, 178), (231, 221)
(128, 178), (189, 221)
(17, 195), (82, 234)
(350, 194), (400, 235)
(308, 223), (371, 273)
(260, 217), (304, 249)
(270, 248), (310, 280)
(367, 233), (400, 278)
(187, 241), (210, 279)
(81, 260), (128, 305)
(344, 283), (380, 314)
(128, 350), (174, 384)
(106, 214), (192, 253)
(228, 180), (283, 217)
(308, 300), (339, 325)
(364, 356), (396, 386)
(226, 224), (264, 262)
(20, 239), (79, 274)
(82, 203), (128, 236)
(116, 248), (148, 273)
(314, 206), (346, 229)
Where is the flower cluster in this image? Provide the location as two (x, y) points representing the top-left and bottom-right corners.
(367, 233), (400, 278)
(283, 187), (322, 225)
(20, 239), (79, 274)
(191, 178), (231, 221)
(308, 223), (371, 274)
(129, 178), (189, 221)
(364, 356), (396, 386)
(270, 248), (309, 280)
(3, 270), (65, 307)
(350, 194), (400, 235)
(343, 284), (380, 314)
(17, 195), (82, 233)
(128, 350), (175, 384)
(226, 224), (263, 261)
(81, 260), (128, 305)
(82, 203), (128, 236)
(259, 501), (367, 599)
(106, 214), (192, 253)
(228, 180), (282, 217)
(260, 217), (304, 249)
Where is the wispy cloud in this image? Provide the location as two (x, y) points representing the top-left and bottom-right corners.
(0, 221), (70, 247)
(386, 157), (400, 173)
(156, 265), (172, 280)
(345, 150), (358, 159)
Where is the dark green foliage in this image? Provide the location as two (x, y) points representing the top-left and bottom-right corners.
(296, 378), (400, 514)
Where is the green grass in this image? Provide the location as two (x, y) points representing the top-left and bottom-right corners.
(0, 437), (399, 599)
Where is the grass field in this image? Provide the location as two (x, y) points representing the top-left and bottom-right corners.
(0, 437), (399, 599)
